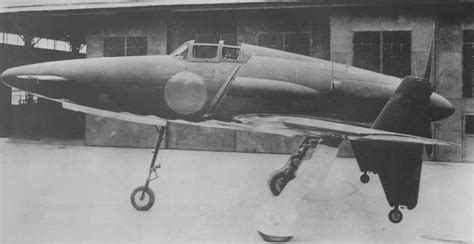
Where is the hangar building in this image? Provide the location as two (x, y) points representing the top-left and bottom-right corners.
(0, 0), (473, 162)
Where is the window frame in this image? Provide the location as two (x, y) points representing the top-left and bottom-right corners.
(465, 113), (474, 135)
(221, 45), (241, 62)
(257, 32), (311, 56)
(103, 36), (148, 57)
(171, 42), (191, 60)
(188, 40), (223, 63)
(352, 31), (411, 78)
(11, 88), (38, 106)
(462, 30), (474, 98)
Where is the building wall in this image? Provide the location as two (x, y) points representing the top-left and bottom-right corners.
(330, 12), (474, 162)
(436, 13), (474, 161)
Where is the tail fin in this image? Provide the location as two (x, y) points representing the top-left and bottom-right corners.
(423, 24), (436, 81)
(351, 77), (432, 210)
(372, 76), (432, 136)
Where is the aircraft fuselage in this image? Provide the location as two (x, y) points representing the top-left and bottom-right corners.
(1, 40), (454, 123)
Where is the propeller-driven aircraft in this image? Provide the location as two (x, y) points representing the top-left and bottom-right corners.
(2, 33), (456, 241)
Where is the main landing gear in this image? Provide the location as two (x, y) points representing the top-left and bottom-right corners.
(130, 125), (166, 211)
(267, 137), (319, 196)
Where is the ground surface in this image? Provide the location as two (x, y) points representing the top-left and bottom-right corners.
(1, 139), (473, 243)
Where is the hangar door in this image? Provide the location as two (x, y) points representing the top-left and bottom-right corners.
(464, 114), (474, 162)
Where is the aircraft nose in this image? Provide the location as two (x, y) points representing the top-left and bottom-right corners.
(2, 64), (42, 91)
(1, 62), (68, 95)
(1, 66), (21, 87)
(429, 92), (455, 121)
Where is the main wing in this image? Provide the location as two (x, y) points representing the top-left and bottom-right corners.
(52, 97), (455, 147)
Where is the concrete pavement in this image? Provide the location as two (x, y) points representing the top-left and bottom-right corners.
(1, 139), (473, 243)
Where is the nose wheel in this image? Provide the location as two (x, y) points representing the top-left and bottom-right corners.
(388, 206), (403, 223)
(131, 185), (155, 211)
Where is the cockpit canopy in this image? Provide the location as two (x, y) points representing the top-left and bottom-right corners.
(171, 40), (241, 63)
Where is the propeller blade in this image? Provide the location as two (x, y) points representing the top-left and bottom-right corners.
(424, 24), (436, 81)
(431, 68), (445, 92)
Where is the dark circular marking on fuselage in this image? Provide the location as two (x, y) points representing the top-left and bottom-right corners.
(164, 71), (207, 115)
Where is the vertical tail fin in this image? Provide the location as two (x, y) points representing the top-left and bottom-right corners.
(351, 77), (433, 210)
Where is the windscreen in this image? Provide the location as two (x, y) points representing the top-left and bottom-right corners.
(192, 45), (218, 59)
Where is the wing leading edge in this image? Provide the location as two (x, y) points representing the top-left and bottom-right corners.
(58, 98), (458, 147)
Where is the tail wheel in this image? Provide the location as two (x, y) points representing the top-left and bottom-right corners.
(268, 171), (288, 196)
(388, 207), (403, 224)
(360, 173), (370, 184)
(130, 185), (155, 211)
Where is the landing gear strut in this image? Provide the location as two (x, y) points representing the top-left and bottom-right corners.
(388, 206), (403, 224)
(130, 125), (166, 211)
(267, 137), (319, 196)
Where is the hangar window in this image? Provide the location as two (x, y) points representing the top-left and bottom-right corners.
(463, 30), (474, 98)
(465, 115), (474, 134)
(192, 45), (218, 59)
(258, 33), (283, 50)
(284, 33), (311, 56)
(104, 37), (125, 57)
(0, 32), (25, 46)
(353, 31), (411, 77)
(126, 37), (148, 56)
(258, 32), (310, 56)
(11, 88), (38, 105)
(103, 36), (147, 57)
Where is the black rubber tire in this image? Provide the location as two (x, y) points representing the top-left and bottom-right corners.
(130, 185), (155, 211)
(268, 170), (288, 196)
(388, 208), (403, 224)
(257, 231), (293, 242)
(360, 173), (370, 184)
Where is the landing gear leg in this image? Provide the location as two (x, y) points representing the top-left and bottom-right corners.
(267, 137), (318, 196)
(130, 124), (167, 211)
(388, 206), (403, 224)
(256, 137), (343, 242)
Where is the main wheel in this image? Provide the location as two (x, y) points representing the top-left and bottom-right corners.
(388, 208), (403, 224)
(130, 185), (155, 211)
(268, 171), (288, 196)
(360, 173), (370, 184)
(257, 231), (293, 242)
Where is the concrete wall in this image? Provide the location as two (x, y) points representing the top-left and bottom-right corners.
(435, 13), (474, 161)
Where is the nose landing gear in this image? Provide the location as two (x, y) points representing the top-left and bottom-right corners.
(130, 125), (166, 211)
